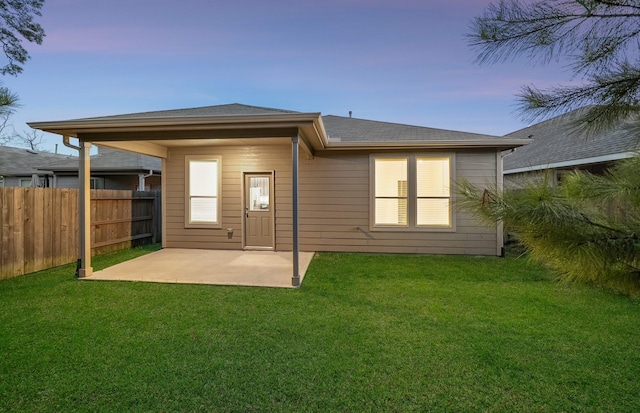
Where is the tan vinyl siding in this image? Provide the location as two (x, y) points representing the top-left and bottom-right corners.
(297, 150), (498, 255)
(164, 144), (499, 256)
(164, 144), (291, 250)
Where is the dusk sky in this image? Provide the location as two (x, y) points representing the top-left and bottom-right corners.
(5, 0), (569, 154)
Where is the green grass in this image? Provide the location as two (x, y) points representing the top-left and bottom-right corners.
(1, 247), (639, 412)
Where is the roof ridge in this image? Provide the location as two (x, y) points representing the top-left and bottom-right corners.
(85, 103), (299, 120)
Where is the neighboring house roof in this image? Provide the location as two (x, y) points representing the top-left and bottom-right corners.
(29, 103), (531, 153)
(504, 107), (640, 174)
(40, 147), (161, 174)
(0, 146), (73, 176)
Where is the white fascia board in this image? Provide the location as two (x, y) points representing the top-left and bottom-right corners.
(504, 152), (637, 174)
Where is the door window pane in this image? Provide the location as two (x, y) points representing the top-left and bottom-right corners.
(248, 176), (270, 211)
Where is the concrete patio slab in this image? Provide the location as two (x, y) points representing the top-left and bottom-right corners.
(85, 249), (315, 288)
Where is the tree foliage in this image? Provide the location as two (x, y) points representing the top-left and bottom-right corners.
(0, 84), (18, 144)
(0, 0), (45, 76)
(468, 0), (640, 134)
(457, 158), (640, 295)
(464, 0), (640, 295)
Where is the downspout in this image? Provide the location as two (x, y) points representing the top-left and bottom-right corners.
(291, 135), (300, 287)
(496, 148), (516, 258)
(138, 169), (153, 191)
(63, 135), (81, 151)
(62, 136), (93, 277)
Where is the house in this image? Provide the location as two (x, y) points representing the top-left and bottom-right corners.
(0, 145), (161, 190)
(0, 145), (72, 187)
(29, 103), (530, 285)
(41, 146), (161, 191)
(503, 107), (640, 188)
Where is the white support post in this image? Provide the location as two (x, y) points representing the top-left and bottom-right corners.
(291, 136), (300, 287)
(78, 141), (93, 277)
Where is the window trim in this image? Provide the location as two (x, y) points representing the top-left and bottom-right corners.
(184, 155), (222, 229)
(90, 177), (105, 190)
(369, 153), (455, 232)
(19, 178), (33, 187)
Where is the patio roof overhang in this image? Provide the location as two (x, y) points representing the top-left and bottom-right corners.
(28, 113), (330, 158)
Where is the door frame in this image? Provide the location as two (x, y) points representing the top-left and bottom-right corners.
(242, 171), (276, 250)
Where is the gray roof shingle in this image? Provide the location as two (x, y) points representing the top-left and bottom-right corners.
(504, 107), (640, 171)
(58, 103), (504, 142)
(41, 147), (161, 172)
(322, 115), (502, 142)
(81, 103), (298, 121)
(0, 146), (73, 175)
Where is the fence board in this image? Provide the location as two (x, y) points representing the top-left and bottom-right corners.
(0, 188), (161, 279)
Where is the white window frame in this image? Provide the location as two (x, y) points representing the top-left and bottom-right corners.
(185, 155), (222, 229)
(369, 153), (455, 232)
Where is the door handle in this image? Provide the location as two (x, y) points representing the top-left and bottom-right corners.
(245, 207), (249, 218)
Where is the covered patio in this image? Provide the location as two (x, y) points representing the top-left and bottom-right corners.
(29, 106), (330, 288)
(85, 249), (315, 288)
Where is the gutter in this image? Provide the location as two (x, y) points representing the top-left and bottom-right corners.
(62, 135), (81, 151)
(322, 138), (532, 151)
(504, 151), (637, 174)
(28, 113), (323, 137)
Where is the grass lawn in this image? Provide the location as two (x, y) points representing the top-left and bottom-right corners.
(1, 246), (639, 412)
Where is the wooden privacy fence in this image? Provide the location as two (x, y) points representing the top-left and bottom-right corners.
(0, 188), (161, 280)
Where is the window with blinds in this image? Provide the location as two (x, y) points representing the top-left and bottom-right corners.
(185, 156), (221, 228)
(372, 155), (452, 230)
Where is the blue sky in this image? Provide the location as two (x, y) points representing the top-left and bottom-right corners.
(4, 0), (568, 154)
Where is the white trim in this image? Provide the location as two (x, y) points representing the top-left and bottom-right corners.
(184, 155), (222, 229)
(369, 153), (455, 232)
(504, 152), (637, 174)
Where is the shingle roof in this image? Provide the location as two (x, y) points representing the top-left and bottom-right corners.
(322, 115), (502, 142)
(41, 147), (161, 172)
(31, 103), (529, 152)
(81, 103), (298, 120)
(63, 103), (504, 142)
(504, 107), (640, 172)
(0, 146), (73, 175)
